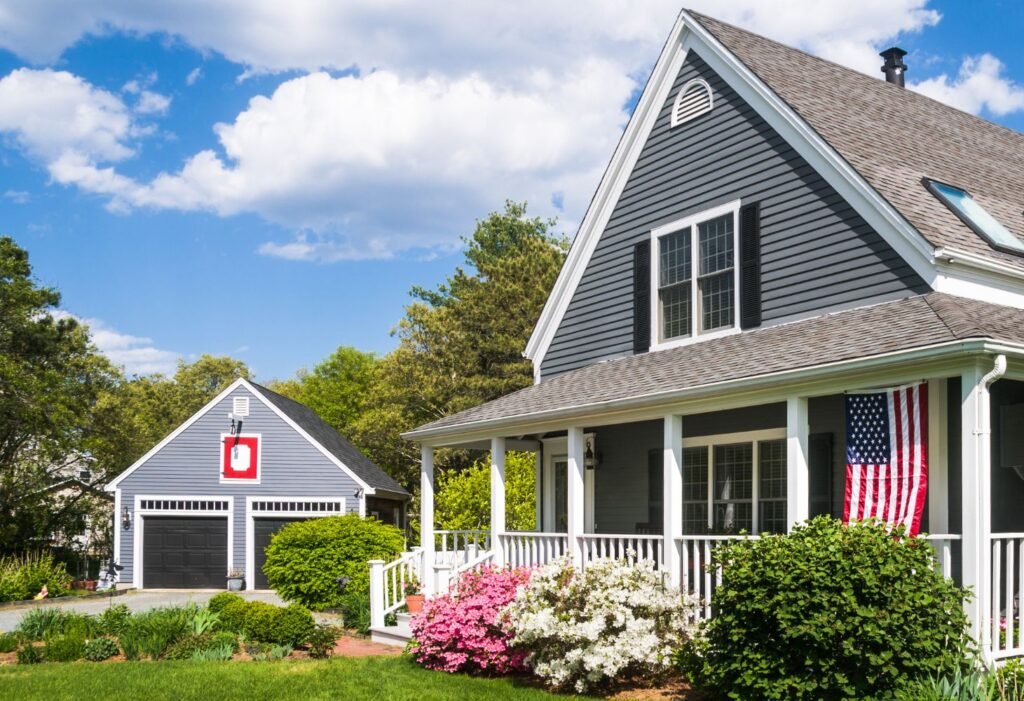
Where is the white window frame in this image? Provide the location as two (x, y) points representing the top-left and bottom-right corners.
(245, 496), (347, 590)
(682, 428), (786, 535)
(541, 435), (595, 533)
(133, 494), (234, 590)
(650, 199), (742, 351)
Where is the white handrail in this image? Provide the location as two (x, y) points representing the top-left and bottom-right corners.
(371, 549), (424, 627)
(500, 532), (568, 568)
(435, 529), (490, 567)
(676, 535), (759, 620)
(989, 534), (1024, 661)
(577, 533), (664, 569)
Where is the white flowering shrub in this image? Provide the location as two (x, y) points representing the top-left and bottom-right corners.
(501, 556), (698, 693)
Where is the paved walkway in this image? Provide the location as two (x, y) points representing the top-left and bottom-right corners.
(0, 590), (283, 632)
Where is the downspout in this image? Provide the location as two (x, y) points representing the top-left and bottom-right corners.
(971, 354), (1005, 662)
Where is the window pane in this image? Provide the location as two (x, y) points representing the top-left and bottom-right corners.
(758, 439), (788, 534)
(699, 214), (733, 275)
(701, 272), (734, 330)
(927, 180), (1024, 254)
(682, 447), (708, 535)
(659, 228), (691, 287)
(713, 443), (752, 533)
(661, 284), (691, 340)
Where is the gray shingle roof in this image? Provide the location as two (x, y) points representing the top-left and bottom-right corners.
(252, 382), (409, 496)
(689, 10), (1024, 271)
(409, 293), (1024, 436)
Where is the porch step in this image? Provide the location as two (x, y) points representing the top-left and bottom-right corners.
(369, 620), (412, 647)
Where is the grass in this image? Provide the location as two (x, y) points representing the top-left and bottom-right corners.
(0, 655), (597, 701)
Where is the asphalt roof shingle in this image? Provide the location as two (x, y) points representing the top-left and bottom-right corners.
(409, 293), (1024, 436)
(252, 382), (409, 496)
(689, 10), (1024, 271)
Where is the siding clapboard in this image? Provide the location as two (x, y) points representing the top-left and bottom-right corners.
(116, 385), (361, 585)
(541, 52), (927, 379)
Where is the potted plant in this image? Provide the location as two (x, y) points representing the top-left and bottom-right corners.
(226, 568), (245, 591)
(405, 579), (424, 613)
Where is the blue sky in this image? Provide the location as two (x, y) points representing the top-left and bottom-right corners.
(0, 1), (1021, 381)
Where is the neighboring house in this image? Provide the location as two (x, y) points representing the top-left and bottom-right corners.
(38, 474), (113, 580)
(105, 378), (409, 590)
(371, 10), (1024, 662)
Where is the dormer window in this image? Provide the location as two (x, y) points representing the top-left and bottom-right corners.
(671, 79), (713, 127)
(923, 178), (1024, 255)
(650, 200), (741, 349)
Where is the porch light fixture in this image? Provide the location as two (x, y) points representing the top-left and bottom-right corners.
(354, 488), (364, 499)
(121, 506), (131, 530)
(584, 438), (600, 470)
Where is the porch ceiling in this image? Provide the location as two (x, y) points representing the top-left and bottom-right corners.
(405, 293), (1024, 443)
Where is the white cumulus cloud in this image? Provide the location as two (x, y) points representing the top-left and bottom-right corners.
(912, 53), (1024, 117)
(54, 312), (180, 375)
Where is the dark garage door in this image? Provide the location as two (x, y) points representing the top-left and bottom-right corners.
(143, 516), (228, 588)
(254, 518), (305, 589)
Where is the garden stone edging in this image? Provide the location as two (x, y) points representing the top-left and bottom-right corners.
(0, 588), (134, 611)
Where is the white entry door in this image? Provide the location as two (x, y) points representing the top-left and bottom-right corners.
(542, 436), (595, 532)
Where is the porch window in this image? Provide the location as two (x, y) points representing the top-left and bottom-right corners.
(681, 431), (787, 535)
(652, 202), (739, 347)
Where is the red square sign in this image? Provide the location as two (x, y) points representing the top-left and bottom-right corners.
(222, 434), (260, 480)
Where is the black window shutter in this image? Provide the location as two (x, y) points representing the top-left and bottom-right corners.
(633, 240), (651, 354)
(808, 432), (834, 518)
(739, 202), (762, 329)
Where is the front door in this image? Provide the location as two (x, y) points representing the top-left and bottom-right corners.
(543, 437), (595, 532)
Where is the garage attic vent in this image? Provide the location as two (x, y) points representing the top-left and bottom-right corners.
(233, 396), (250, 417)
(671, 79), (713, 127)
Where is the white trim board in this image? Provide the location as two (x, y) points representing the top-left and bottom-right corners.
(132, 494), (234, 590)
(523, 10), (1024, 381)
(106, 378), (373, 494)
(244, 496), (346, 590)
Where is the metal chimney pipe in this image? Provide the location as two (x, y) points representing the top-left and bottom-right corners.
(880, 47), (908, 87)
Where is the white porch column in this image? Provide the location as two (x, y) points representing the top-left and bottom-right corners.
(663, 414), (684, 588)
(490, 437), (507, 567)
(786, 396), (810, 530)
(420, 445), (436, 595)
(567, 426), (586, 567)
(928, 378), (950, 533)
(962, 361), (997, 653)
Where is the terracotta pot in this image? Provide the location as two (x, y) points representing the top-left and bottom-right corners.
(84, 580), (97, 591)
(406, 594), (425, 613)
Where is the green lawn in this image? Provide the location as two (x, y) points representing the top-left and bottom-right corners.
(0, 655), (596, 701)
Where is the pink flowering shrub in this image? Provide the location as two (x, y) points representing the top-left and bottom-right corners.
(410, 565), (532, 674)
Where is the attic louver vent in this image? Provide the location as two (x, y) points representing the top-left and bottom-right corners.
(233, 396), (250, 417)
(671, 79), (713, 128)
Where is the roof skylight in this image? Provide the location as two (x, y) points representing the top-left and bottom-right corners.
(923, 178), (1024, 255)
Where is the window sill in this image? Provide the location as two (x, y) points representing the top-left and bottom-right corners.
(649, 325), (741, 353)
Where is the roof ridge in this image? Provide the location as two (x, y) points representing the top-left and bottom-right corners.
(685, 9), (1024, 142)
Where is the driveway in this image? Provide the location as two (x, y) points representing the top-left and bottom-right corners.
(0, 590), (283, 632)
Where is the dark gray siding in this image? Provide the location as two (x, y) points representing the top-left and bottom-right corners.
(592, 404), (785, 533)
(116, 385), (361, 585)
(541, 52), (927, 379)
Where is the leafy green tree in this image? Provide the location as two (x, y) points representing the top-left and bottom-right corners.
(266, 346), (376, 436)
(435, 452), (536, 532)
(352, 201), (568, 489)
(0, 237), (120, 553)
(90, 355), (249, 478)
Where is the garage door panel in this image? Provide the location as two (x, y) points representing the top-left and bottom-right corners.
(254, 518), (304, 589)
(143, 516), (227, 589)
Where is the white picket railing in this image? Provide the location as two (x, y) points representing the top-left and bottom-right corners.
(921, 533), (960, 579)
(435, 529), (490, 567)
(578, 534), (665, 569)
(499, 532), (569, 568)
(676, 535), (758, 620)
(369, 548), (423, 629)
(990, 534), (1024, 661)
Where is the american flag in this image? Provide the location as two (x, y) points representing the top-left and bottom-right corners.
(843, 383), (928, 536)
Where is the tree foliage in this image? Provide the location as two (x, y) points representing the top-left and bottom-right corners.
(0, 236), (120, 554)
(351, 201), (568, 489)
(435, 451), (536, 532)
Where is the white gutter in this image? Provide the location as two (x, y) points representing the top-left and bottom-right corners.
(405, 339), (1024, 442)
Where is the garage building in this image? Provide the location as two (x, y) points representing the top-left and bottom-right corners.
(105, 378), (410, 589)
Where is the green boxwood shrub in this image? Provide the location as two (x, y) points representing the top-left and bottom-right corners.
(272, 605), (315, 646)
(217, 599), (249, 633)
(239, 601), (279, 642)
(684, 517), (972, 700)
(207, 592), (243, 614)
(83, 636), (120, 662)
(263, 515), (405, 610)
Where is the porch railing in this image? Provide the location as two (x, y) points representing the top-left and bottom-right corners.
(435, 529), (490, 567)
(578, 534), (664, 569)
(677, 535), (758, 620)
(921, 533), (960, 579)
(500, 532), (569, 568)
(990, 533), (1024, 661)
(369, 548), (423, 629)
